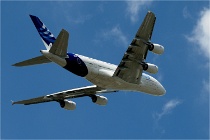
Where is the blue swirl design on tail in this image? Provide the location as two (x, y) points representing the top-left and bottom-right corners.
(30, 15), (56, 46)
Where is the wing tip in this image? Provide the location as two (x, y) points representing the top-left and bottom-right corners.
(11, 100), (15, 105)
(12, 63), (19, 67)
(147, 11), (155, 16)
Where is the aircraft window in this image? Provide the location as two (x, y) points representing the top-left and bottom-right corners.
(88, 62), (93, 65)
(97, 65), (114, 71)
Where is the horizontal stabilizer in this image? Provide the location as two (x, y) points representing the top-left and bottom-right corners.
(49, 29), (69, 57)
(13, 55), (51, 67)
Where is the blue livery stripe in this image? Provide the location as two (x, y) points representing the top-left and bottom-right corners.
(64, 53), (88, 77)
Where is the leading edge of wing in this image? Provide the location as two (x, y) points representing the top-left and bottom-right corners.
(12, 85), (118, 105)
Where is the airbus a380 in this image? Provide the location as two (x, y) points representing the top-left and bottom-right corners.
(12, 11), (166, 110)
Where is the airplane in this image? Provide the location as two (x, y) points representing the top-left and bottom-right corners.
(12, 11), (166, 110)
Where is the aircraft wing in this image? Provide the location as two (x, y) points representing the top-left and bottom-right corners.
(113, 11), (156, 84)
(12, 85), (117, 105)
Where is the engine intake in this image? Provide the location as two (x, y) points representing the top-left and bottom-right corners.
(142, 63), (158, 74)
(59, 100), (76, 110)
(90, 95), (108, 106)
(148, 43), (164, 55)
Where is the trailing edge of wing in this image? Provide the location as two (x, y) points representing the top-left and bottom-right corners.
(12, 55), (51, 67)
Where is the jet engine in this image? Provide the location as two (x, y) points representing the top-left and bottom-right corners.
(90, 95), (108, 106)
(148, 43), (164, 55)
(59, 100), (76, 110)
(142, 63), (158, 74)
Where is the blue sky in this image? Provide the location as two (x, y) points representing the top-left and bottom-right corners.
(1, 1), (209, 139)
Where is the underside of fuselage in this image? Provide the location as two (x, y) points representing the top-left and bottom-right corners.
(60, 53), (165, 96)
(86, 71), (165, 96)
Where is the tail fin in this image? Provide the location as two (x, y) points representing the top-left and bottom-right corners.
(13, 29), (69, 67)
(49, 29), (69, 57)
(13, 15), (69, 67)
(29, 15), (56, 50)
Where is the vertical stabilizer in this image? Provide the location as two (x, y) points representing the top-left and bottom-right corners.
(49, 29), (69, 57)
(29, 15), (56, 50)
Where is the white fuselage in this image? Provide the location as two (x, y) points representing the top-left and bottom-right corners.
(78, 55), (165, 96)
(41, 50), (166, 96)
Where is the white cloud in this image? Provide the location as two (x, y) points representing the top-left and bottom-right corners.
(186, 8), (210, 59)
(156, 73), (163, 82)
(66, 14), (92, 24)
(199, 80), (210, 104)
(97, 3), (104, 13)
(202, 80), (209, 93)
(153, 99), (182, 133)
(154, 99), (182, 121)
(52, 2), (92, 25)
(102, 25), (129, 47)
(186, 8), (210, 105)
(183, 6), (193, 19)
(126, 1), (151, 23)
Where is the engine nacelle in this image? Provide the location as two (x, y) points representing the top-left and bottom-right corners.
(142, 63), (158, 74)
(91, 95), (108, 106)
(59, 100), (76, 110)
(149, 43), (164, 55)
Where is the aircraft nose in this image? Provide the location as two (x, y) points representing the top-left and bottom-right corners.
(158, 84), (166, 95)
(161, 86), (166, 95)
